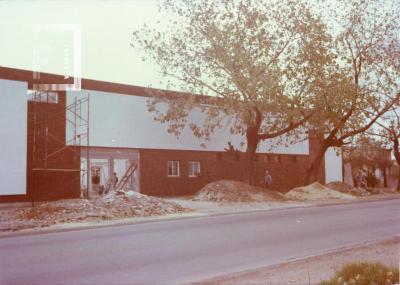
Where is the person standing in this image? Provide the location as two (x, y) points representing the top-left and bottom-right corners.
(92, 171), (100, 194)
(111, 172), (119, 189)
(264, 170), (272, 189)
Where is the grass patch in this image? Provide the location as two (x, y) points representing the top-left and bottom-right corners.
(320, 262), (399, 285)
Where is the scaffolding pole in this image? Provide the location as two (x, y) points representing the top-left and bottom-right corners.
(31, 91), (90, 204)
(85, 92), (90, 199)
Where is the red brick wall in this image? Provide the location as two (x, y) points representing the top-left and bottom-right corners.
(139, 149), (245, 196)
(254, 154), (311, 191)
(139, 147), (323, 197)
(26, 92), (80, 201)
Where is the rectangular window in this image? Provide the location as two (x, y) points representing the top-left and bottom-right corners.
(188, 161), (201, 177)
(27, 90), (59, 104)
(167, 160), (180, 177)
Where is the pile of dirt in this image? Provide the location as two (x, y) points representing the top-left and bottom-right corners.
(325, 181), (353, 193)
(284, 182), (356, 201)
(325, 181), (371, 196)
(192, 180), (284, 203)
(0, 191), (190, 232)
(349, 187), (372, 196)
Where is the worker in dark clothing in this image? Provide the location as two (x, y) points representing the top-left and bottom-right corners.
(111, 172), (118, 189)
(92, 172), (100, 194)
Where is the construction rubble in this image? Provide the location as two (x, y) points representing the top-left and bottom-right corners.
(192, 180), (285, 203)
(1, 181), (397, 233)
(325, 181), (370, 196)
(284, 182), (356, 201)
(0, 191), (190, 232)
(325, 181), (396, 196)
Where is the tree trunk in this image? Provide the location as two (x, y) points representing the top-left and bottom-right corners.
(397, 167), (400, 192)
(382, 167), (387, 188)
(392, 138), (400, 191)
(394, 153), (400, 191)
(245, 108), (262, 186)
(305, 144), (328, 185)
(245, 140), (258, 185)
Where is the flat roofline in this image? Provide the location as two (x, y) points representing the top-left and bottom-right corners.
(0, 65), (212, 101)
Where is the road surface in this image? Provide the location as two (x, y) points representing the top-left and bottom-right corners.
(0, 199), (399, 284)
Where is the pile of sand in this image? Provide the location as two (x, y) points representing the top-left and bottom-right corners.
(285, 182), (356, 201)
(0, 191), (190, 232)
(326, 181), (371, 196)
(193, 180), (284, 203)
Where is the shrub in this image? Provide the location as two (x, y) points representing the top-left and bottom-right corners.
(319, 262), (399, 285)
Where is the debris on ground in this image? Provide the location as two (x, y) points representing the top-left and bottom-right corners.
(349, 187), (372, 196)
(325, 181), (397, 196)
(326, 181), (371, 196)
(285, 182), (356, 201)
(325, 181), (353, 193)
(0, 191), (190, 232)
(93, 191), (189, 219)
(192, 180), (285, 203)
(366, 187), (395, 195)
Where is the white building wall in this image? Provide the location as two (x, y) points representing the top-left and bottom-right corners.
(324, 147), (343, 183)
(0, 79), (27, 195)
(67, 90), (309, 155)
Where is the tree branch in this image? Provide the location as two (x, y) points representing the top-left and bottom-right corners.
(339, 92), (400, 141)
(258, 111), (314, 140)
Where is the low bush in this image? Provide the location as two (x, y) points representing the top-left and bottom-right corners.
(319, 262), (399, 285)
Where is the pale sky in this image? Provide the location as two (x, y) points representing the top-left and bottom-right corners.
(0, 0), (397, 90)
(0, 0), (164, 87)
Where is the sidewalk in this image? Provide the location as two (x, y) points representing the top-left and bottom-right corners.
(1, 193), (399, 238)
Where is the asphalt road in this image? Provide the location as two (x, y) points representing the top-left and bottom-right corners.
(0, 199), (399, 285)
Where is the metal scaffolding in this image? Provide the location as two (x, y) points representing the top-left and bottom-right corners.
(30, 91), (90, 201)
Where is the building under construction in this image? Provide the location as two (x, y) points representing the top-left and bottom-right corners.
(0, 66), (343, 202)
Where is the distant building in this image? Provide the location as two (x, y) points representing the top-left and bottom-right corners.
(342, 145), (393, 187)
